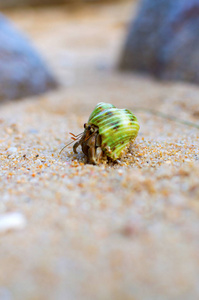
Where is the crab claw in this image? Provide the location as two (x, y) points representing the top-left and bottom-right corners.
(73, 141), (81, 154)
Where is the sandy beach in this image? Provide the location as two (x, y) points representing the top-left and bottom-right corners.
(0, 2), (199, 299)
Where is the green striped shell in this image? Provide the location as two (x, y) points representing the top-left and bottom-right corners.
(88, 102), (140, 160)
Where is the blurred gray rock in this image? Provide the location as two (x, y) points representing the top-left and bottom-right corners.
(119, 0), (199, 83)
(0, 14), (57, 101)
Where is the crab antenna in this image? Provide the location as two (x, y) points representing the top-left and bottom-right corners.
(59, 131), (84, 155)
(59, 140), (76, 155)
(69, 132), (77, 137)
(69, 131), (84, 138)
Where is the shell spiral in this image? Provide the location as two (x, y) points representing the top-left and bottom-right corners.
(88, 102), (140, 160)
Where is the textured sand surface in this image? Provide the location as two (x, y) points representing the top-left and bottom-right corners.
(1, 2), (199, 300)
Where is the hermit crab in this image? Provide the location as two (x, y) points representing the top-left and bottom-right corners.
(60, 102), (140, 165)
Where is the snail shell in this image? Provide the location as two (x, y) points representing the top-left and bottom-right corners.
(88, 102), (140, 160)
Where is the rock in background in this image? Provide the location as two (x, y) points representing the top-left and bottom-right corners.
(119, 0), (199, 84)
(0, 14), (57, 101)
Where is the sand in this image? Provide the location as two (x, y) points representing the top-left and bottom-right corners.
(0, 2), (199, 300)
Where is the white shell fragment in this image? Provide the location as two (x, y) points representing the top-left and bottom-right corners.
(7, 147), (17, 153)
(0, 212), (27, 233)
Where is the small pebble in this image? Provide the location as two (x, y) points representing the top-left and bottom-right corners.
(0, 212), (27, 233)
(7, 147), (17, 153)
